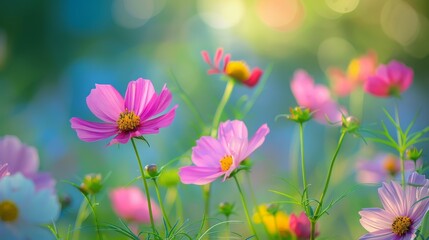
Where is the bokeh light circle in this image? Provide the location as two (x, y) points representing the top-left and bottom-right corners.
(325, 0), (360, 14)
(197, 0), (245, 29)
(256, 0), (304, 32)
(381, 0), (420, 46)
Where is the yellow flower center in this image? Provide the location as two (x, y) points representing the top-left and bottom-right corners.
(0, 200), (19, 222)
(220, 155), (233, 172)
(347, 58), (361, 81)
(383, 155), (399, 176)
(225, 61), (250, 82)
(117, 110), (140, 132)
(392, 216), (412, 236)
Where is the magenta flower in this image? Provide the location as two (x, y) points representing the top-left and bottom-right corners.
(201, 48), (263, 87)
(289, 212), (317, 239)
(327, 51), (378, 97)
(291, 70), (345, 124)
(70, 78), (177, 145)
(110, 186), (161, 224)
(179, 120), (269, 185)
(356, 153), (420, 184)
(364, 60), (413, 97)
(0, 135), (55, 192)
(359, 172), (429, 239)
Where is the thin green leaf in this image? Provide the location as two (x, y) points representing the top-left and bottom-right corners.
(269, 190), (299, 202)
(198, 220), (242, 240)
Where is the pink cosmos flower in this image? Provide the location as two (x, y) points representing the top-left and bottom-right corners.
(201, 48), (263, 87)
(70, 78), (177, 145)
(289, 212), (317, 239)
(179, 120), (269, 185)
(359, 172), (429, 239)
(0, 135), (55, 192)
(291, 70), (345, 124)
(327, 51), (378, 97)
(356, 153), (420, 184)
(364, 60), (413, 97)
(110, 186), (161, 224)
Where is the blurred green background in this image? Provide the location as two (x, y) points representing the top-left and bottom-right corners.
(1, 0), (429, 239)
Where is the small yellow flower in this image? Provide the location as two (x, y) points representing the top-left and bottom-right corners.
(253, 205), (291, 237)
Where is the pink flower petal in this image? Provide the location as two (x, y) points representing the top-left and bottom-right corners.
(218, 120), (249, 161)
(138, 105), (177, 134)
(378, 181), (407, 216)
(86, 84), (125, 123)
(327, 67), (355, 97)
(108, 132), (132, 146)
(364, 76), (391, 97)
(359, 208), (394, 232)
(124, 78), (155, 116)
(140, 84), (173, 121)
(178, 166), (224, 185)
(27, 172), (56, 193)
(223, 54), (230, 71)
(0, 135), (39, 175)
(214, 48), (224, 69)
(201, 50), (212, 65)
(243, 68), (263, 87)
(359, 229), (397, 240)
(110, 187), (160, 223)
(244, 123), (269, 160)
(70, 118), (118, 142)
(192, 136), (227, 168)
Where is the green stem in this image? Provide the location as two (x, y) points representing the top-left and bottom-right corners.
(72, 198), (88, 240)
(299, 123), (310, 214)
(91, 195), (103, 240)
(233, 175), (259, 240)
(153, 179), (172, 229)
(131, 138), (156, 234)
(311, 131), (346, 240)
(210, 79), (235, 137)
(394, 103), (405, 187)
(225, 216), (230, 239)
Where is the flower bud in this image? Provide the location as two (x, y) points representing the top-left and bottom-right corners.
(342, 116), (360, 133)
(219, 201), (234, 217)
(287, 106), (312, 123)
(145, 164), (159, 178)
(80, 173), (103, 195)
(406, 147), (423, 162)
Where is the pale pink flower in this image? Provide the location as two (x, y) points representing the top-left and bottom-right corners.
(201, 48), (263, 87)
(70, 78), (177, 145)
(110, 186), (161, 224)
(289, 212), (317, 239)
(179, 120), (269, 185)
(364, 60), (413, 97)
(327, 51), (378, 96)
(291, 70), (345, 124)
(0, 135), (55, 192)
(356, 153), (420, 184)
(359, 172), (429, 239)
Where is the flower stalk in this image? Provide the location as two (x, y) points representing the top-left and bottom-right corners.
(310, 131), (346, 239)
(234, 175), (259, 239)
(131, 138), (156, 234)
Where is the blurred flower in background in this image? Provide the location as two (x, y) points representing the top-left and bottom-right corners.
(356, 153), (420, 184)
(0, 135), (55, 192)
(0, 173), (60, 239)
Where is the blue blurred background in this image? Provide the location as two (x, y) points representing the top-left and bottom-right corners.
(1, 0), (429, 239)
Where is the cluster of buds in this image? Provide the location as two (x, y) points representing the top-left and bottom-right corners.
(79, 173), (103, 195)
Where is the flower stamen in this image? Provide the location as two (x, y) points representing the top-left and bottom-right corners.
(220, 155), (233, 172)
(392, 216), (412, 236)
(383, 155), (399, 176)
(117, 110), (140, 132)
(0, 200), (19, 222)
(225, 61), (250, 82)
